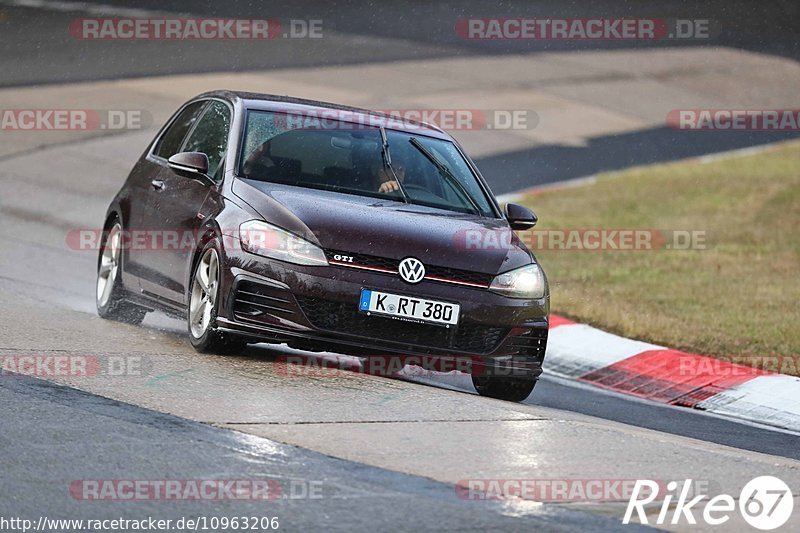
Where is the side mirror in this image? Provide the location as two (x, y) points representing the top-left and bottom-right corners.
(505, 203), (537, 230)
(168, 152), (212, 183)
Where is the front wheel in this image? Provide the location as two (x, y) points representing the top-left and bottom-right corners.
(187, 241), (246, 354)
(472, 373), (537, 402)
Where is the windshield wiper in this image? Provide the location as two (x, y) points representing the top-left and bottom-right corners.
(379, 127), (409, 203)
(407, 137), (481, 215)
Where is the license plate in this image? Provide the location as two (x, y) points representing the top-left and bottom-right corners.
(359, 289), (460, 326)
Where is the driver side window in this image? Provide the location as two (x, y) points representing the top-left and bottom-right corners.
(153, 101), (207, 160)
(181, 101), (232, 180)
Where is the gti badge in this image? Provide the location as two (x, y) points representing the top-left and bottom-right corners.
(398, 257), (425, 284)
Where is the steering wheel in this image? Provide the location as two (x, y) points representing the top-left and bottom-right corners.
(401, 182), (446, 203)
(400, 183), (428, 194)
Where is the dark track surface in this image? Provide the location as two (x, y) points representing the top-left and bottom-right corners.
(480, 127), (800, 195)
(1, 0), (798, 87)
(0, 374), (644, 532)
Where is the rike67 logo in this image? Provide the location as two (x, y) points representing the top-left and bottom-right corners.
(624, 476), (793, 530)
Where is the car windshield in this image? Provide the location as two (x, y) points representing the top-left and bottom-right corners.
(239, 109), (496, 217)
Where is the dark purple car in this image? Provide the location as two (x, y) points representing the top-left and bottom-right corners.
(97, 91), (549, 401)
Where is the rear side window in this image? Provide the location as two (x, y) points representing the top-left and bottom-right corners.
(153, 101), (207, 159)
(180, 101), (232, 179)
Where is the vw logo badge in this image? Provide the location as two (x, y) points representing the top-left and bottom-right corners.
(398, 257), (426, 284)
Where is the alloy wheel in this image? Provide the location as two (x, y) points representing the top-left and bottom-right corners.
(97, 223), (121, 307)
(189, 247), (219, 339)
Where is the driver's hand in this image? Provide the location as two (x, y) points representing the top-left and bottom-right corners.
(378, 180), (400, 193)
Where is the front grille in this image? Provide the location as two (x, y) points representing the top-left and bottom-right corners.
(506, 328), (548, 360)
(232, 281), (296, 319)
(326, 250), (493, 287)
(296, 296), (508, 354)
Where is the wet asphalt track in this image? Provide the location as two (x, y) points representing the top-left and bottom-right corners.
(2, 375), (653, 532)
(0, 128), (798, 530)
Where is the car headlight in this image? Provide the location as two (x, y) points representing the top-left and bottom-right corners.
(239, 220), (328, 266)
(489, 263), (546, 299)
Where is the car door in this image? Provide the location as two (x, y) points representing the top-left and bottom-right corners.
(126, 100), (208, 291)
(137, 100), (232, 306)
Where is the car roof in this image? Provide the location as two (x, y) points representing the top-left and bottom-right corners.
(194, 90), (451, 139)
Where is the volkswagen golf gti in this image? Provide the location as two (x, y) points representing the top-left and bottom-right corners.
(96, 91), (549, 401)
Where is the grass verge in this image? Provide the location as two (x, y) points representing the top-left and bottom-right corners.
(520, 141), (800, 373)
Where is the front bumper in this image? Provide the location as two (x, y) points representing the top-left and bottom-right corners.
(216, 247), (549, 375)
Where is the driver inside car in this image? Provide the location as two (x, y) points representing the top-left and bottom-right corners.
(373, 161), (406, 194)
(242, 140), (272, 178)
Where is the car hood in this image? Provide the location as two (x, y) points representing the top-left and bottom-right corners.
(232, 179), (533, 274)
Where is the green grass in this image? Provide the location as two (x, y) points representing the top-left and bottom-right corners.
(520, 141), (800, 370)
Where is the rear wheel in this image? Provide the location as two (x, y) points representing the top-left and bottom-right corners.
(96, 221), (147, 325)
(472, 373), (537, 402)
(187, 241), (247, 354)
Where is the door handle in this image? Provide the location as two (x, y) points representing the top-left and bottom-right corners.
(151, 180), (165, 191)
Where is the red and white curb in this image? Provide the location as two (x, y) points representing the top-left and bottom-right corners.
(547, 316), (800, 433)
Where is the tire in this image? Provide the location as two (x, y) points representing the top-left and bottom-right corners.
(96, 220), (147, 325)
(472, 373), (537, 402)
(187, 239), (247, 354)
